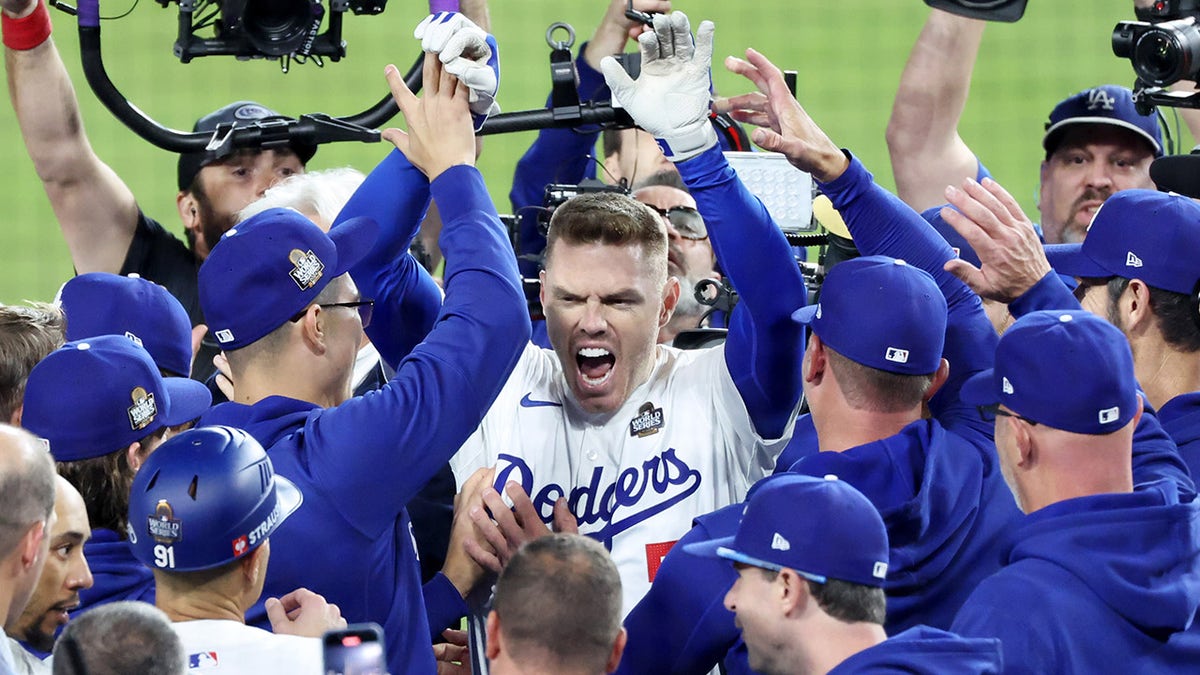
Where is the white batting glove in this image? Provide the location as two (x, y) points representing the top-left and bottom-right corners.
(414, 12), (501, 121)
(600, 11), (717, 162)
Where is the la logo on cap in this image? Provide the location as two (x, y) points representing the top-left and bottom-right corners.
(771, 533), (791, 551)
(1087, 88), (1116, 111)
(288, 249), (325, 290)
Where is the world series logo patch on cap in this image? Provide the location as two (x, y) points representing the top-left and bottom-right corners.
(127, 387), (157, 431)
(289, 249), (325, 290)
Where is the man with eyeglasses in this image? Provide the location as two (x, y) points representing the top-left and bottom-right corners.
(191, 55), (529, 675)
(950, 310), (1200, 672)
(631, 172), (721, 344)
(686, 474), (1003, 675)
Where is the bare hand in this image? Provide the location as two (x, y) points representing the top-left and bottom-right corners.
(434, 629), (470, 675)
(442, 467), (498, 597)
(0, 0), (37, 19)
(265, 588), (347, 638)
(719, 48), (848, 182)
(463, 481), (578, 574)
(941, 176), (1051, 302)
(212, 352), (234, 401)
(381, 54), (475, 181)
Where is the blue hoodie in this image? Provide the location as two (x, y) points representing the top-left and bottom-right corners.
(198, 164), (529, 675)
(618, 155), (1022, 675)
(831, 626), (1003, 674)
(1158, 392), (1200, 482)
(952, 479), (1200, 674)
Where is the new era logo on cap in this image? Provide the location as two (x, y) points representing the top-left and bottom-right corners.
(1126, 252), (1143, 268)
(1002, 377), (1014, 395)
(885, 347), (910, 364)
(771, 533), (791, 551)
(873, 561), (888, 579)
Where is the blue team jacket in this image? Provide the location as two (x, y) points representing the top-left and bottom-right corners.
(198, 164), (529, 675)
(952, 479), (1200, 674)
(831, 626), (1002, 674)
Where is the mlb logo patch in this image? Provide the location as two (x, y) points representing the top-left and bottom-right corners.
(1098, 406), (1121, 424)
(884, 347), (909, 364)
(188, 652), (219, 669)
(645, 540), (677, 583)
(214, 329), (235, 344)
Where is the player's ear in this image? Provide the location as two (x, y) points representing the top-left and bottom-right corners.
(606, 628), (627, 673)
(660, 276), (681, 326)
(485, 611), (502, 661)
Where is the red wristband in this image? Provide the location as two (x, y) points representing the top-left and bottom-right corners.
(2, 0), (52, 51)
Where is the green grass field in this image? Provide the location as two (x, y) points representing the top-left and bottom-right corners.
(0, 0), (1176, 302)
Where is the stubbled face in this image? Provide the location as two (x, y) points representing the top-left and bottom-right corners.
(724, 564), (789, 675)
(191, 148), (304, 258)
(10, 478), (93, 652)
(541, 241), (673, 414)
(632, 186), (716, 282)
(1039, 126), (1154, 244)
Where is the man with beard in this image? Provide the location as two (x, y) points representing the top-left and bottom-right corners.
(885, 8), (1161, 245)
(5, 476), (92, 673)
(631, 172), (721, 344)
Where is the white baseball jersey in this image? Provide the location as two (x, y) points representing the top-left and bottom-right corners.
(453, 342), (793, 612)
(172, 620), (322, 674)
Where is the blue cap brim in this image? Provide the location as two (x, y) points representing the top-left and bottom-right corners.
(161, 378), (213, 427)
(791, 305), (818, 325)
(681, 534), (737, 559)
(959, 369), (997, 407)
(1044, 244), (1109, 279)
(328, 216), (381, 278)
(272, 474), (304, 529)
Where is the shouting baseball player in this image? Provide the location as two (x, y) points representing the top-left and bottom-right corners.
(452, 11), (806, 620)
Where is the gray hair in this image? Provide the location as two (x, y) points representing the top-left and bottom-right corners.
(0, 425), (56, 556)
(53, 601), (185, 675)
(237, 167), (365, 229)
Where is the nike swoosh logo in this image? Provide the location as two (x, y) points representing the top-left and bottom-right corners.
(520, 393), (563, 408)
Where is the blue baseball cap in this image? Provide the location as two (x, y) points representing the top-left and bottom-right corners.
(128, 426), (302, 572)
(60, 273), (194, 377)
(1043, 85), (1162, 158)
(792, 256), (947, 375)
(961, 310), (1138, 435)
(684, 474), (889, 587)
(921, 205), (981, 269)
(198, 208), (378, 350)
(1044, 189), (1200, 294)
(22, 336), (213, 462)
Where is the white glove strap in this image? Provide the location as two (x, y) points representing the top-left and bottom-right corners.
(659, 123), (718, 162)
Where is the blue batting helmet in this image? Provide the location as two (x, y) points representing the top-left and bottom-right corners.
(127, 425), (302, 572)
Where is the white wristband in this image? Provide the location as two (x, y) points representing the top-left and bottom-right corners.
(659, 123), (719, 162)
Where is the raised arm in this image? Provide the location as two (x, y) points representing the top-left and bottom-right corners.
(3, 0), (139, 273)
(312, 56), (529, 538)
(885, 8), (986, 212)
(602, 13), (805, 439)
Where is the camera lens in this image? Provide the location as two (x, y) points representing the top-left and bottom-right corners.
(242, 0), (321, 56)
(1132, 19), (1200, 87)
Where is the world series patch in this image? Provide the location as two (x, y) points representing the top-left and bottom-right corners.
(629, 402), (664, 438)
